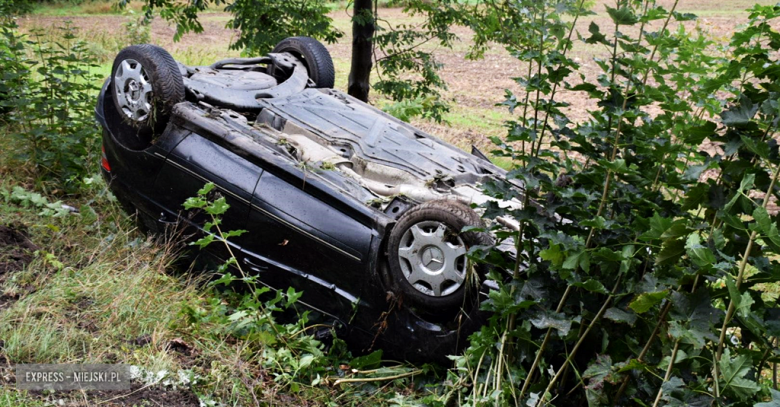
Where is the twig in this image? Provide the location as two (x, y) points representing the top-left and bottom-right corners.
(333, 369), (421, 385)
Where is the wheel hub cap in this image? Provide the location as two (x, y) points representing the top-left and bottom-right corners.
(397, 220), (468, 297)
(114, 58), (153, 122)
(421, 246), (445, 271)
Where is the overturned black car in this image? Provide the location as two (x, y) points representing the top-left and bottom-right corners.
(96, 38), (523, 362)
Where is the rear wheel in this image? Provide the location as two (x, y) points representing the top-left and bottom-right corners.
(387, 199), (492, 320)
(110, 44), (184, 148)
(272, 37), (335, 88)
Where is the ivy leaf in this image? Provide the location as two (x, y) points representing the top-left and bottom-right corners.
(285, 286), (303, 307)
(629, 290), (668, 314)
(751, 206), (780, 249)
(580, 216), (606, 229)
(643, 212), (673, 240)
(672, 11), (697, 21)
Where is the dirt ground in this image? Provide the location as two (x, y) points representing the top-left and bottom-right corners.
(16, 0), (777, 149)
(0, 223), (38, 310)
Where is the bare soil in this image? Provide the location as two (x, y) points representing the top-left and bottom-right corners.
(0, 223), (38, 310)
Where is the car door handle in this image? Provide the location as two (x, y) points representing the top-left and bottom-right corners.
(243, 257), (269, 272)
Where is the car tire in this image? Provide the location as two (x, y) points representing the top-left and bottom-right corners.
(272, 37), (335, 88)
(387, 199), (492, 320)
(110, 44), (184, 146)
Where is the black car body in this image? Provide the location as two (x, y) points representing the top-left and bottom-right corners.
(96, 39), (521, 362)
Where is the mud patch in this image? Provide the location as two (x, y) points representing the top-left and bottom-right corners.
(0, 223), (38, 310)
(0, 223), (38, 275)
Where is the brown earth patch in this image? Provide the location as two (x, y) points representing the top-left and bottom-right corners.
(0, 223), (37, 275)
(0, 223), (38, 310)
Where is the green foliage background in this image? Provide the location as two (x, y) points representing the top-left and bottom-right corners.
(446, 0), (780, 405)
(2, 0), (780, 405)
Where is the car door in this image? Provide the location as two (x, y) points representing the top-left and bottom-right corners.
(153, 131), (261, 261)
(242, 169), (377, 321)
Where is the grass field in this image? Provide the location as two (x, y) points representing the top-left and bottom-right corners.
(2, 1), (779, 405)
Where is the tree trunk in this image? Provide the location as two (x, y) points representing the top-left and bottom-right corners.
(348, 0), (374, 102)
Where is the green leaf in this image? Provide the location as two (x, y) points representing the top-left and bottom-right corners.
(211, 273), (236, 286)
(563, 250), (590, 273)
(530, 309), (572, 336)
(629, 290), (668, 314)
(580, 216), (606, 229)
(285, 286), (303, 307)
(720, 96), (758, 128)
(606, 6), (638, 25)
(725, 173), (755, 211)
(751, 206), (780, 250)
(190, 234), (216, 249)
(756, 389), (780, 407)
(583, 355), (617, 388)
(685, 234), (716, 268)
(198, 182), (216, 196)
(205, 197), (230, 216)
(350, 349), (383, 370)
(540, 242), (564, 267)
(656, 239), (685, 265)
(572, 279), (608, 294)
(584, 22), (608, 44)
(685, 121), (717, 144)
(669, 291), (722, 349)
(741, 135), (771, 159)
(183, 196), (206, 210)
(724, 274), (754, 319)
(604, 307), (637, 326)
(719, 348), (760, 399)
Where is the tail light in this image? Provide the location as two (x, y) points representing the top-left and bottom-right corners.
(101, 145), (111, 172)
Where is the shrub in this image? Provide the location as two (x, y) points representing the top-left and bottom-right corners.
(447, 1), (780, 405)
(1, 19), (101, 194)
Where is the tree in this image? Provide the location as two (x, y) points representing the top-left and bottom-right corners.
(349, 0), (374, 102)
(128, 0), (455, 120)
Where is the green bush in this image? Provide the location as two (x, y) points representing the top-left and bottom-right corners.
(442, 1), (780, 406)
(1, 19), (101, 194)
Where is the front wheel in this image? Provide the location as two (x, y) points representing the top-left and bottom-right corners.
(386, 199), (493, 321)
(110, 44), (184, 148)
